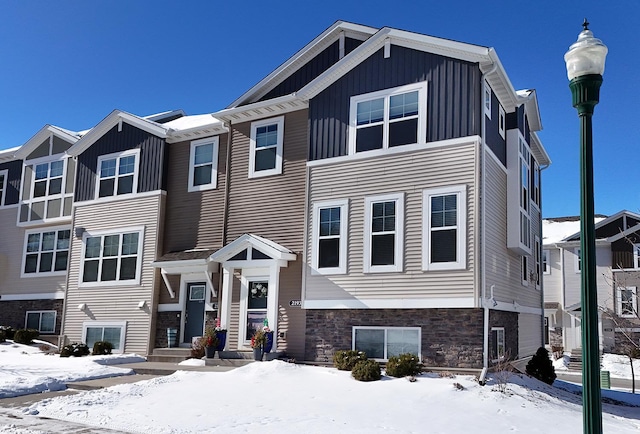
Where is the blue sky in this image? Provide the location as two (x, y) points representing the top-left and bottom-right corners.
(0, 1), (637, 218)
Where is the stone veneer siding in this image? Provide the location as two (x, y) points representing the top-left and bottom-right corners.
(154, 311), (182, 348)
(488, 309), (519, 362)
(0, 299), (63, 335)
(305, 308), (486, 368)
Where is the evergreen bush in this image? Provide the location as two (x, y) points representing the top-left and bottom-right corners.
(60, 342), (91, 358)
(352, 359), (381, 382)
(333, 350), (367, 371)
(385, 353), (423, 377)
(525, 347), (556, 385)
(0, 329), (5, 343)
(13, 328), (39, 345)
(0, 326), (14, 340)
(92, 341), (114, 355)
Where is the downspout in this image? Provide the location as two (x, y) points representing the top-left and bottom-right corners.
(479, 58), (498, 385)
(216, 121), (233, 326)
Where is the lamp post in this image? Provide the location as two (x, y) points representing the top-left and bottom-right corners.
(564, 19), (607, 434)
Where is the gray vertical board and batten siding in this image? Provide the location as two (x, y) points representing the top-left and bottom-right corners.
(309, 45), (481, 160)
(0, 159), (22, 205)
(74, 123), (166, 202)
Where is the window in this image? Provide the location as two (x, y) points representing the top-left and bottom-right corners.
(349, 82), (427, 154)
(20, 156), (73, 224)
(633, 244), (640, 270)
(617, 286), (637, 318)
(491, 327), (505, 361)
(249, 116), (284, 178)
(33, 160), (64, 198)
(312, 200), (348, 274)
(364, 193), (404, 273)
(25, 311), (56, 333)
(188, 137), (219, 192)
(22, 228), (70, 276)
(0, 169), (8, 206)
(423, 186), (467, 271)
(498, 105), (506, 139)
(574, 248), (581, 273)
(96, 150), (139, 198)
(521, 256), (529, 286)
(83, 321), (126, 352)
(484, 83), (492, 119)
(535, 237), (541, 288)
(353, 326), (420, 361)
(245, 281), (268, 341)
(532, 160), (540, 208)
(543, 249), (550, 274)
(80, 228), (143, 285)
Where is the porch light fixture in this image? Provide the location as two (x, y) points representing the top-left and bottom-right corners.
(78, 303), (87, 311)
(564, 18), (607, 434)
(137, 300), (147, 309)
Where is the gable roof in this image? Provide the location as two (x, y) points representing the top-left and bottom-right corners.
(0, 146), (20, 162)
(14, 125), (81, 160)
(544, 210), (640, 245)
(208, 233), (296, 263)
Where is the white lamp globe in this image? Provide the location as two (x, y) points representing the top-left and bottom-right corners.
(564, 20), (608, 80)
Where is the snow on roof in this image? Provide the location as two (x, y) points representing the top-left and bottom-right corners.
(163, 113), (223, 131)
(543, 216), (607, 245)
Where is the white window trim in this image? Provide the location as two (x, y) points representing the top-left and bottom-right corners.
(543, 249), (550, 275)
(348, 81), (428, 155)
(25, 310), (56, 334)
(352, 326), (421, 361)
(521, 255), (529, 287)
(574, 247), (581, 273)
(617, 286), (637, 318)
(535, 236), (541, 289)
(95, 149), (140, 200)
(633, 244), (640, 270)
(20, 225), (71, 278)
(82, 320), (127, 353)
(363, 193), (404, 273)
(0, 169), (8, 207)
(188, 136), (219, 192)
(422, 185), (467, 271)
(238, 268), (273, 348)
(20, 155), (73, 224)
(498, 105), (505, 139)
(311, 199), (348, 275)
(491, 327), (505, 362)
(532, 161), (540, 209)
(249, 116), (284, 178)
(78, 226), (145, 287)
(484, 83), (492, 120)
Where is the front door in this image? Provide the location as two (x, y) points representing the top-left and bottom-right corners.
(184, 283), (206, 344)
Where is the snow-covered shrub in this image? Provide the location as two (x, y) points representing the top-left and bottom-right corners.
(92, 341), (114, 355)
(333, 350), (367, 371)
(60, 342), (90, 358)
(13, 328), (39, 345)
(0, 326), (15, 340)
(351, 359), (381, 382)
(526, 347), (556, 385)
(385, 353), (423, 377)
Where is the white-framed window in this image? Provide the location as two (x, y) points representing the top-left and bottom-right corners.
(498, 105), (506, 139)
(0, 169), (8, 206)
(33, 160), (64, 198)
(491, 327), (505, 361)
(348, 82), (427, 154)
(22, 227), (70, 276)
(364, 193), (404, 273)
(25, 311), (56, 334)
(80, 227), (144, 286)
(484, 83), (492, 119)
(82, 321), (126, 353)
(352, 326), (421, 361)
(422, 185), (467, 271)
(633, 244), (640, 270)
(312, 199), (348, 274)
(543, 249), (550, 274)
(617, 286), (637, 318)
(96, 150), (139, 199)
(188, 137), (219, 192)
(521, 255), (529, 286)
(249, 116), (284, 178)
(535, 237), (541, 289)
(20, 156), (73, 224)
(519, 138), (531, 251)
(574, 247), (581, 273)
(532, 160), (540, 208)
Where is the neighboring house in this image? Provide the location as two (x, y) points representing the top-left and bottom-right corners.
(0, 21), (551, 368)
(543, 211), (640, 354)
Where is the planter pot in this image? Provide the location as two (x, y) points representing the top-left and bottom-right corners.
(205, 346), (216, 359)
(215, 331), (227, 351)
(264, 331), (274, 354)
(253, 347), (264, 361)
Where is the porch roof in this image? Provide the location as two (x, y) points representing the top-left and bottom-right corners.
(209, 234), (296, 263)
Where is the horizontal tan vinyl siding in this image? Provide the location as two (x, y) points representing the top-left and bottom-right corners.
(164, 134), (227, 253)
(0, 207), (66, 297)
(226, 110), (307, 252)
(63, 194), (162, 354)
(305, 141), (477, 301)
(563, 245), (612, 309)
(518, 312), (542, 357)
(543, 248), (563, 304)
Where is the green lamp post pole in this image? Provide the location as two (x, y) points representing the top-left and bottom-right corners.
(564, 19), (608, 434)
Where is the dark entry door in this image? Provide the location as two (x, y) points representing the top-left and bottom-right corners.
(184, 283), (206, 344)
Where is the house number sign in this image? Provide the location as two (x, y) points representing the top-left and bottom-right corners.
(289, 300), (302, 307)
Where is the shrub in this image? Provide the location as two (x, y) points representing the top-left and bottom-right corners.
(333, 350), (367, 371)
(189, 338), (205, 359)
(60, 342), (90, 358)
(0, 329), (5, 343)
(92, 341), (114, 355)
(0, 326), (15, 340)
(385, 353), (423, 378)
(526, 347), (556, 385)
(13, 328), (39, 345)
(352, 359), (381, 382)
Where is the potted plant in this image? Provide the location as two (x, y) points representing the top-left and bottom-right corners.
(251, 328), (267, 361)
(263, 325), (274, 354)
(214, 318), (227, 352)
(203, 326), (218, 359)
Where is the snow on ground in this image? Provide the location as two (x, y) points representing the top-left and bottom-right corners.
(0, 341), (144, 398)
(1, 342), (639, 433)
(602, 353), (640, 379)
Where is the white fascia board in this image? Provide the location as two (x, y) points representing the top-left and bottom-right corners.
(214, 94), (307, 124)
(166, 117), (228, 144)
(67, 110), (168, 157)
(482, 48), (520, 111)
(0, 146), (20, 162)
(564, 210), (640, 242)
(209, 233), (296, 263)
(227, 21), (377, 108)
(529, 131), (551, 166)
(150, 258), (208, 271)
(303, 297), (475, 309)
(1, 292), (65, 300)
(15, 125), (80, 160)
(387, 28), (490, 62)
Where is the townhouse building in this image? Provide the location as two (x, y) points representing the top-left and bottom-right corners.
(0, 21), (550, 369)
